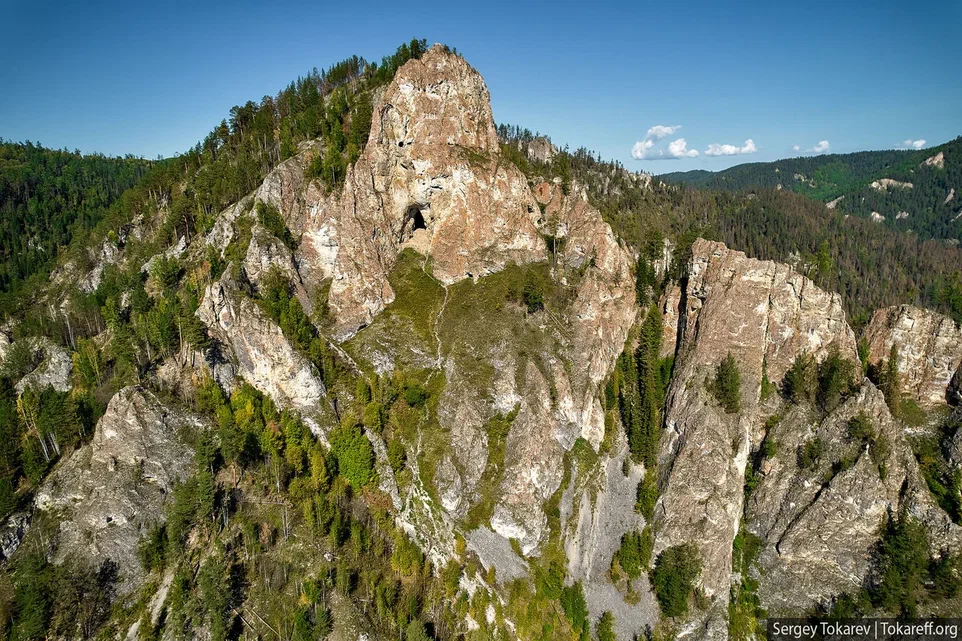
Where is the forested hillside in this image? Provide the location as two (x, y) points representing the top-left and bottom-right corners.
(660, 148), (917, 196)
(0, 142), (153, 294)
(660, 137), (962, 243)
(501, 131), (962, 326)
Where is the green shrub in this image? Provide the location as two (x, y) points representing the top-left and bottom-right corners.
(521, 275), (545, 313)
(387, 438), (407, 474)
(613, 530), (649, 580)
(150, 255), (182, 290)
(652, 543), (702, 618)
(329, 423), (375, 488)
(636, 468), (658, 521)
(711, 352), (741, 413)
(256, 200), (296, 249)
(560, 582), (590, 641)
(784, 353), (817, 404)
(596, 612), (616, 641)
(847, 412), (874, 442)
(871, 432), (891, 480)
(816, 349), (858, 412)
(871, 516), (930, 616)
(403, 382), (429, 408)
(797, 437), (825, 470)
(137, 523), (167, 573)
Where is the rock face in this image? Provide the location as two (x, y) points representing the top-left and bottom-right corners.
(243, 223), (313, 313)
(863, 305), (962, 407)
(296, 46), (548, 338)
(15, 338), (73, 394)
(34, 387), (201, 592)
(0, 512), (30, 562)
(746, 383), (960, 614)
(196, 270), (326, 423)
(654, 239), (858, 639)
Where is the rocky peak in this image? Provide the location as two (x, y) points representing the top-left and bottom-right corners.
(296, 47), (548, 338)
(372, 46), (498, 151)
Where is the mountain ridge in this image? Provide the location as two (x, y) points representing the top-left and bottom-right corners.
(0, 41), (961, 641)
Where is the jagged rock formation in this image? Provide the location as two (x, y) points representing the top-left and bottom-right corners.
(296, 47), (549, 339)
(33, 387), (202, 592)
(863, 305), (962, 407)
(196, 270), (327, 425)
(0, 512), (30, 562)
(243, 223), (313, 312)
(746, 382), (960, 614)
(15, 337), (73, 393)
(655, 239), (859, 639)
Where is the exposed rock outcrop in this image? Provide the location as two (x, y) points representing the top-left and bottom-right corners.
(747, 381), (961, 613)
(15, 338), (73, 394)
(196, 270), (326, 425)
(924, 152), (945, 169)
(655, 239), (858, 639)
(34, 387), (201, 592)
(296, 46), (549, 338)
(863, 305), (962, 407)
(0, 512), (30, 562)
(243, 223), (313, 313)
(870, 178), (914, 192)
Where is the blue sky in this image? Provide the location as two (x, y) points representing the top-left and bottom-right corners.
(1, 0), (959, 172)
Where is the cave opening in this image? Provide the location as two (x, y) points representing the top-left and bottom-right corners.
(408, 205), (426, 231)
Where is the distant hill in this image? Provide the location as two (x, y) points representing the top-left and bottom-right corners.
(661, 137), (962, 241)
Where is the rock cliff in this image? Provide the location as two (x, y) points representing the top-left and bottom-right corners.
(196, 269), (327, 426)
(296, 47), (549, 339)
(655, 240), (859, 638)
(863, 305), (962, 407)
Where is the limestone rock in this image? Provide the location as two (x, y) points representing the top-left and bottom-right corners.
(655, 239), (858, 638)
(196, 269), (326, 423)
(79, 239), (120, 293)
(863, 305), (962, 407)
(15, 338), (73, 394)
(141, 235), (188, 274)
(0, 332), (10, 365)
(34, 387), (201, 592)
(243, 223), (312, 313)
(296, 46), (549, 338)
(746, 383), (961, 613)
(0, 512), (30, 562)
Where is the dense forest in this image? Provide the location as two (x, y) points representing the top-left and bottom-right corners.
(660, 148), (919, 197)
(660, 137), (962, 243)
(0, 142), (153, 294)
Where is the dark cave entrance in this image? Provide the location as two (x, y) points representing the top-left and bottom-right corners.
(407, 205), (426, 232)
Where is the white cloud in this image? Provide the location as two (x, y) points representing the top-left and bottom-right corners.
(810, 140), (830, 153)
(903, 138), (926, 149)
(667, 138), (699, 158)
(705, 139), (757, 156)
(646, 125), (681, 141)
(631, 125), (697, 160)
(792, 145), (800, 152)
(631, 139), (656, 159)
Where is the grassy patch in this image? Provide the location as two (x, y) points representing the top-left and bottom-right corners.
(464, 407), (519, 529)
